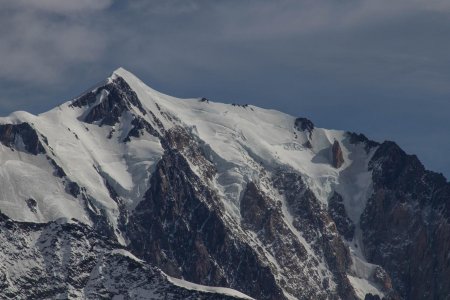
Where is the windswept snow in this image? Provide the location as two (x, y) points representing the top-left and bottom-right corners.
(167, 276), (254, 299)
(110, 249), (144, 263)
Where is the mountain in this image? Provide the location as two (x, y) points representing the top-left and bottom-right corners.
(0, 67), (448, 299)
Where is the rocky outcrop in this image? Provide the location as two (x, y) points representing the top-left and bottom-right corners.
(46, 156), (66, 178)
(241, 182), (280, 239)
(0, 123), (45, 155)
(123, 115), (160, 142)
(72, 77), (146, 126)
(331, 140), (345, 168)
(294, 117), (314, 138)
(361, 141), (450, 299)
(25, 198), (37, 213)
(328, 192), (355, 240)
(371, 266), (394, 294)
(347, 132), (379, 153)
(364, 294), (382, 300)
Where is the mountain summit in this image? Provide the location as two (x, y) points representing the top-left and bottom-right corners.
(0, 68), (448, 299)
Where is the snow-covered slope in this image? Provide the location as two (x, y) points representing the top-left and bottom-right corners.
(2, 67), (446, 299)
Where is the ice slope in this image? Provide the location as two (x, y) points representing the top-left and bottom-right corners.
(0, 67), (384, 298)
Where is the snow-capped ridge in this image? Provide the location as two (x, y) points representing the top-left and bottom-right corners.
(111, 67), (171, 100)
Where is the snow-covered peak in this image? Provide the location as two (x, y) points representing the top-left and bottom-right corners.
(110, 66), (169, 100)
(112, 66), (129, 76)
(0, 68), (379, 229)
(110, 67), (136, 84)
(0, 68), (386, 299)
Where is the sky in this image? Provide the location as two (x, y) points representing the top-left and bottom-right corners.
(0, 0), (449, 177)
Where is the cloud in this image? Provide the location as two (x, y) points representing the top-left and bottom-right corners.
(96, 0), (450, 96)
(0, 0), (112, 85)
(1, 0), (450, 91)
(127, 0), (200, 15)
(4, 0), (112, 14)
(0, 0), (449, 176)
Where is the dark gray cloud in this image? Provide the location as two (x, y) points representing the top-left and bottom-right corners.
(0, 0), (449, 176)
(0, 0), (111, 83)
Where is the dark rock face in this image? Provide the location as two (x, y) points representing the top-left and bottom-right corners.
(0, 123), (45, 155)
(328, 192), (355, 240)
(364, 294), (382, 300)
(331, 140), (345, 168)
(273, 172), (357, 300)
(347, 132), (379, 153)
(127, 130), (284, 300)
(70, 89), (97, 108)
(371, 266), (394, 294)
(303, 140), (313, 149)
(241, 182), (281, 238)
(25, 198), (37, 213)
(46, 156), (66, 178)
(65, 181), (81, 198)
(361, 141), (450, 300)
(123, 115), (160, 142)
(294, 117), (314, 138)
(240, 181), (327, 299)
(72, 77), (146, 126)
(82, 193), (117, 241)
